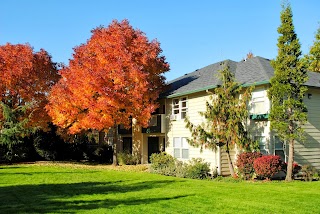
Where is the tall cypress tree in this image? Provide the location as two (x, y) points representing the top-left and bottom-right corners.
(304, 25), (320, 72)
(268, 3), (308, 181)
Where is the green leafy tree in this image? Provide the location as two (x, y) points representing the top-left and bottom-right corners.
(303, 25), (320, 72)
(268, 3), (308, 181)
(0, 102), (32, 162)
(185, 62), (253, 176)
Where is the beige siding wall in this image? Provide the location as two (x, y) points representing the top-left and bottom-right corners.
(295, 88), (320, 169)
(249, 86), (320, 169)
(165, 91), (219, 172)
(163, 85), (320, 173)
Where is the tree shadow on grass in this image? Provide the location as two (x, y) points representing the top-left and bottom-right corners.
(0, 171), (99, 176)
(0, 166), (21, 169)
(0, 180), (191, 213)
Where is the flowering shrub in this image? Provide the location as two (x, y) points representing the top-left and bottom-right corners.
(253, 155), (282, 179)
(236, 152), (263, 180)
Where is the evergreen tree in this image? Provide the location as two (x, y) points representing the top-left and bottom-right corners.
(0, 102), (33, 162)
(185, 62), (253, 176)
(268, 3), (308, 181)
(304, 25), (320, 72)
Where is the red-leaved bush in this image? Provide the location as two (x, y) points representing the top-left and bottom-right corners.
(253, 155), (282, 179)
(282, 162), (301, 176)
(236, 152), (263, 180)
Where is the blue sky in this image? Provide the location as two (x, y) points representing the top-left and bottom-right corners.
(1, 1), (319, 81)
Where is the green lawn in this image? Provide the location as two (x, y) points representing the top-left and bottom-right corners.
(0, 163), (319, 213)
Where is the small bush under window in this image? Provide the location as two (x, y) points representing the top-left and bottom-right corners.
(253, 155), (282, 180)
(236, 152), (263, 180)
(150, 152), (175, 170)
(185, 158), (210, 179)
(150, 153), (210, 180)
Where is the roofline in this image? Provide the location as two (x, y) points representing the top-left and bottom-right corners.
(305, 85), (320, 89)
(166, 85), (217, 98)
(242, 80), (270, 88)
(165, 80), (271, 98)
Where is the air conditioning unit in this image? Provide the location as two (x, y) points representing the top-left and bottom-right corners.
(170, 114), (178, 121)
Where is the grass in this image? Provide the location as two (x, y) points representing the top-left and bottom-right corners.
(0, 163), (319, 213)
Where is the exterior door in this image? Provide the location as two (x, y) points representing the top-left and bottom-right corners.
(122, 137), (132, 154)
(148, 137), (160, 162)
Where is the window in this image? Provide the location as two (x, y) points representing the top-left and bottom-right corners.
(251, 90), (266, 114)
(173, 137), (189, 159)
(172, 97), (188, 119)
(148, 115), (158, 127)
(180, 97), (188, 119)
(254, 136), (267, 155)
(274, 136), (286, 161)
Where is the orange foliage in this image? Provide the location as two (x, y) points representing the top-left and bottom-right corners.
(46, 19), (169, 134)
(0, 43), (60, 129)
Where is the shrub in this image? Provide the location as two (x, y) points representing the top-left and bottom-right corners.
(154, 162), (181, 177)
(117, 151), (141, 165)
(33, 131), (65, 161)
(253, 155), (282, 179)
(185, 158), (210, 179)
(0, 140), (37, 163)
(313, 171), (320, 181)
(150, 153), (186, 177)
(117, 152), (128, 165)
(150, 154), (211, 180)
(236, 152), (263, 180)
(174, 160), (187, 178)
(300, 165), (317, 181)
(282, 162), (301, 178)
(85, 144), (113, 163)
(150, 152), (175, 171)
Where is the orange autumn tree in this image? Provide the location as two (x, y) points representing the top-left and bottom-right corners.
(46, 20), (169, 163)
(0, 43), (59, 151)
(0, 43), (59, 130)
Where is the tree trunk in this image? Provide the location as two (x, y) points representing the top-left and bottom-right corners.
(285, 138), (294, 181)
(112, 124), (118, 166)
(226, 149), (235, 177)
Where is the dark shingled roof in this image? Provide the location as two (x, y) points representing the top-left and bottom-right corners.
(163, 56), (320, 98)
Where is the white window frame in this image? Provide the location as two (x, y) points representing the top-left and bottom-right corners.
(173, 137), (189, 159)
(251, 90), (266, 114)
(172, 97), (188, 120)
